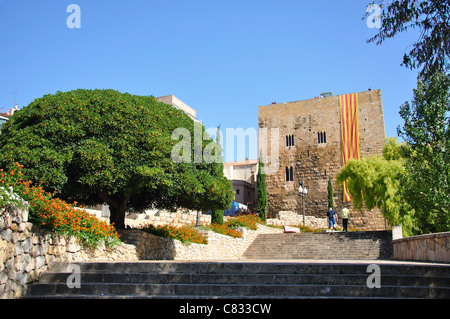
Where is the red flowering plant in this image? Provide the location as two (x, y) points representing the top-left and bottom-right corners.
(142, 224), (207, 245)
(0, 162), (120, 247)
(224, 214), (261, 231)
(206, 222), (243, 238)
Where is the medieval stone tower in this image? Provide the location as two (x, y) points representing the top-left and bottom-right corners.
(258, 89), (386, 230)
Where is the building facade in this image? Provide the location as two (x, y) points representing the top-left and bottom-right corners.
(0, 115), (8, 131)
(258, 89), (387, 230)
(223, 159), (258, 211)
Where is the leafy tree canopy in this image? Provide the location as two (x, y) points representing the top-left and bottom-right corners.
(0, 89), (233, 228)
(398, 72), (450, 233)
(336, 138), (413, 234)
(367, 0), (450, 78)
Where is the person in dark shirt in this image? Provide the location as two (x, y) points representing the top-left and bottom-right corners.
(326, 207), (338, 231)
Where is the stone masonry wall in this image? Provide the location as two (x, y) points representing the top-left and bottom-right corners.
(0, 207), (138, 299)
(393, 232), (450, 263)
(258, 89), (386, 230)
(266, 211), (328, 228)
(125, 210), (211, 228)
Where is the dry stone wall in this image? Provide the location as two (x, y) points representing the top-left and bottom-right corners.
(0, 207), (138, 299)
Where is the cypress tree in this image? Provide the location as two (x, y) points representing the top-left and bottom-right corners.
(211, 125), (225, 225)
(256, 156), (268, 221)
(328, 176), (334, 210)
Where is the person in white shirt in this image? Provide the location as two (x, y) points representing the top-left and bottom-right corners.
(341, 207), (349, 232)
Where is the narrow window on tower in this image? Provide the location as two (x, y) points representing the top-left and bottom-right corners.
(289, 166), (293, 181)
(286, 136), (289, 147)
(285, 167), (289, 181)
(318, 131), (327, 144)
(291, 135), (294, 146)
(288, 135), (292, 147)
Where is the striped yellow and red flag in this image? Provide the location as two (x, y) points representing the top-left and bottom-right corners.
(339, 93), (360, 202)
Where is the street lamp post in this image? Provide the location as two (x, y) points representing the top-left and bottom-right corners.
(298, 178), (308, 226)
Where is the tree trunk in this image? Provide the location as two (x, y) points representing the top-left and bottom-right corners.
(99, 192), (130, 229)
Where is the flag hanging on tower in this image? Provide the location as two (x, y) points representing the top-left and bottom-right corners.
(339, 93), (360, 202)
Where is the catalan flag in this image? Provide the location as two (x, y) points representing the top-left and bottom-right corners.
(339, 93), (360, 202)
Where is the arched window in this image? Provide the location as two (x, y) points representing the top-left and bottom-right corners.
(291, 135), (294, 146)
(285, 167), (289, 181)
(286, 135), (289, 147)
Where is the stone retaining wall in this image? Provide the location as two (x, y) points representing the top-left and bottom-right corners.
(0, 207), (138, 299)
(266, 211), (328, 228)
(125, 210), (211, 228)
(393, 232), (449, 263)
(118, 224), (282, 261)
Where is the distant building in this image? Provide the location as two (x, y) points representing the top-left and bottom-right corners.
(0, 115), (8, 131)
(223, 159), (258, 211)
(6, 105), (19, 117)
(156, 95), (200, 123)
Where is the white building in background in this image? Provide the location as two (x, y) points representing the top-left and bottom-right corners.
(156, 95), (201, 123)
(223, 159), (258, 211)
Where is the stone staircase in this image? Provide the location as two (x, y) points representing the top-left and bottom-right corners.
(242, 231), (393, 260)
(24, 261), (450, 299)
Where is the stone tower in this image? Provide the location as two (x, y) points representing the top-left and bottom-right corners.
(258, 89), (386, 230)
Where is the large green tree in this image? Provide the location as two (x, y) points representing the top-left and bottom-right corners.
(398, 72), (450, 233)
(0, 89), (233, 228)
(336, 138), (413, 235)
(366, 0), (450, 78)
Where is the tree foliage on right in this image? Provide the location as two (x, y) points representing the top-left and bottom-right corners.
(398, 72), (450, 233)
(367, 0), (450, 79)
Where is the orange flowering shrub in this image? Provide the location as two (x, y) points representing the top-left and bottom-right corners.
(225, 214), (261, 231)
(142, 224), (207, 245)
(206, 222), (243, 238)
(0, 163), (120, 247)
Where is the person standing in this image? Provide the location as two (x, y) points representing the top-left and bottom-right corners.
(341, 207), (349, 232)
(326, 207), (337, 232)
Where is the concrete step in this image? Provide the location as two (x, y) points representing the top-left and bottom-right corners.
(26, 282), (450, 299)
(37, 272), (450, 287)
(24, 261), (450, 299)
(242, 232), (393, 259)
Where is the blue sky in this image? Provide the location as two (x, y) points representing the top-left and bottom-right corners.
(0, 0), (420, 161)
